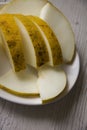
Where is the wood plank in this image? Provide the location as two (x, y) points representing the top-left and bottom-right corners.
(0, 0), (87, 130)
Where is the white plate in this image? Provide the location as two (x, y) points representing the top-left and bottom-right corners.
(0, 42), (80, 105)
(0, 1), (80, 104)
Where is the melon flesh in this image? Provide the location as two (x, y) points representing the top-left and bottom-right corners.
(40, 3), (75, 62)
(0, 67), (39, 95)
(0, 0), (48, 16)
(37, 66), (67, 101)
(0, 42), (10, 77)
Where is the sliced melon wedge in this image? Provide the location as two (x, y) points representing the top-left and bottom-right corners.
(0, 0), (48, 16)
(37, 66), (67, 101)
(0, 14), (26, 72)
(14, 15), (49, 68)
(0, 42), (11, 77)
(28, 16), (63, 66)
(0, 67), (39, 95)
(40, 3), (75, 63)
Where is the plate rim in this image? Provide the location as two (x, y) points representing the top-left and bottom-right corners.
(0, 52), (80, 105)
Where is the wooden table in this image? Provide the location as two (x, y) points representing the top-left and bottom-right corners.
(0, 0), (87, 130)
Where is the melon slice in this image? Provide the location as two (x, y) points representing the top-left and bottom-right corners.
(0, 14), (26, 72)
(0, 67), (39, 95)
(40, 3), (75, 63)
(28, 16), (63, 66)
(0, 42), (11, 77)
(37, 66), (67, 101)
(15, 15), (49, 68)
(0, 0), (48, 16)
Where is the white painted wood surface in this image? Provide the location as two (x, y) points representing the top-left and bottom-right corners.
(0, 0), (87, 130)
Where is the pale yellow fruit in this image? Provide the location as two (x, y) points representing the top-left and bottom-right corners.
(28, 15), (63, 66)
(0, 14), (26, 72)
(0, 0), (48, 16)
(0, 41), (10, 77)
(0, 67), (39, 96)
(40, 2), (75, 63)
(37, 66), (67, 101)
(15, 15), (49, 67)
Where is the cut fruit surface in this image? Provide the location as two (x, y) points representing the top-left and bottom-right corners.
(0, 67), (39, 95)
(15, 15), (49, 68)
(40, 3), (75, 63)
(37, 66), (67, 101)
(28, 16), (63, 66)
(0, 14), (26, 72)
(0, 0), (48, 16)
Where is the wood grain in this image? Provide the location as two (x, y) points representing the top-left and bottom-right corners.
(0, 0), (87, 130)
